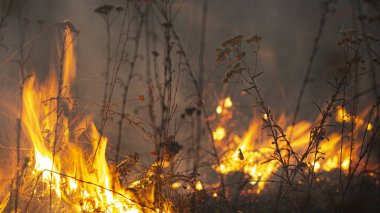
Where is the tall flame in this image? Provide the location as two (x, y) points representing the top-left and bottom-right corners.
(20, 26), (151, 212)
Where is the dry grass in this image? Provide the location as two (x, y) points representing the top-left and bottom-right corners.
(0, 0), (379, 212)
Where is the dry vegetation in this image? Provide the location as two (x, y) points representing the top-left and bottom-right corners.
(0, 0), (379, 212)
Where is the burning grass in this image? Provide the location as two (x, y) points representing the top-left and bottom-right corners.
(0, 0), (379, 212)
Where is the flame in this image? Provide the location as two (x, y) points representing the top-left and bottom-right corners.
(19, 26), (162, 212)
(224, 97), (233, 108)
(216, 96), (233, 115)
(213, 126), (226, 141)
(336, 105), (371, 127)
(367, 123), (373, 131)
(171, 182), (181, 189)
(62, 27), (76, 88)
(195, 180), (203, 191)
(0, 192), (10, 213)
(212, 97), (374, 194)
(1, 24), (375, 209)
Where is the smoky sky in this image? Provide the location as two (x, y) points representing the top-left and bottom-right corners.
(0, 0), (378, 159)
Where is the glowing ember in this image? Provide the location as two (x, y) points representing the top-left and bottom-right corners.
(213, 126), (226, 141)
(216, 97), (233, 115)
(195, 180), (203, 191)
(224, 97), (233, 108)
(171, 182), (181, 189)
(367, 123), (373, 131)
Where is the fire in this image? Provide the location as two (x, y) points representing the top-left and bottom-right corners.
(213, 126), (226, 141)
(18, 26), (160, 212)
(171, 182), (181, 189)
(216, 106), (223, 114)
(0, 24), (375, 211)
(212, 97), (373, 194)
(367, 123), (373, 131)
(224, 97), (233, 108)
(216, 96), (233, 114)
(195, 180), (203, 191)
(336, 105), (372, 128)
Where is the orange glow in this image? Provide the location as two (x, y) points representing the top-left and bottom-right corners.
(336, 106), (351, 122)
(213, 126), (226, 140)
(171, 182), (181, 189)
(224, 97), (233, 108)
(262, 113), (268, 120)
(212, 98), (374, 194)
(19, 26), (166, 212)
(195, 180), (203, 191)
(314, 162), (321, 172)
(215, 97), (233, 115)
(367, 123), (373, 131)
(216, 106), (223, 114)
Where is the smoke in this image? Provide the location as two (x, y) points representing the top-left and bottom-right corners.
(0, 0), (378, 162)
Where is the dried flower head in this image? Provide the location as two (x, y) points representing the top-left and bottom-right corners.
(222, 35), (244, 48)
(94, 5), (114, 15)
(246, 35), (262, 44)
(152, 51), (159, 57)
(216, 48), (230, 63)
(176, 50), (185, 55)
(115, 7), (124, 12)
(222, 63), (244, 83)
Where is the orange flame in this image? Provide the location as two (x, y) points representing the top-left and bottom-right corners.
(212, 97), (373, 193)
(20, 26), (160, 212)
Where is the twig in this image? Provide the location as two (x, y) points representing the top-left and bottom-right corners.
(192, 0), (208, 210)
(115, 3), (145, 165)
(290, 0), (334, 139)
